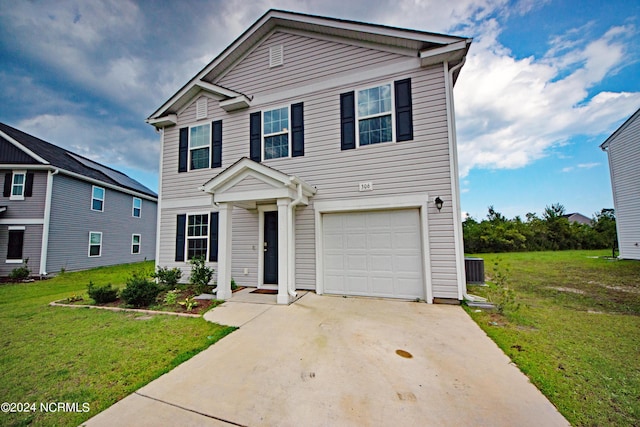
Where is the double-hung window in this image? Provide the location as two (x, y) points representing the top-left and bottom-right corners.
(10, 172), (26, 200)
(88, 231), (102, 257)
(263, 107), (289, 160)
(190, 124), (211, 170)
(6, 226), (25, 262)
(132, 197), (141, 218)
(187, 214), (208, 260)
(131, 234), (141, 254)
(92, 186), (105, 211)
(357, 84), (393, 146)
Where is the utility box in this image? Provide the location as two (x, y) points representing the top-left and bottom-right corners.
(465, 257), (485, 284)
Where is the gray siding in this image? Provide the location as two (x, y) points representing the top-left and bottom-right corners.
(47, 173), (157, 273)
(607, 113), (640, 260)
(0, 224), (43, 276)
(0, 169), (47, 219)
(158, 31), (460, 298)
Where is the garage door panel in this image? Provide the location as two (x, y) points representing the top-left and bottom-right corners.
(323, 209), (424, 299)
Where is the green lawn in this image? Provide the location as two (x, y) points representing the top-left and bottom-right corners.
(465, 250), (640, 426)
(0, 262), (236, 427)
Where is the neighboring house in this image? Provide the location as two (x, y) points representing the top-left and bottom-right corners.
(601, 107), (640, 260)
(147, 10), (471, 304)
(0, 122), (158, 276)
(562, 213), (592, 225)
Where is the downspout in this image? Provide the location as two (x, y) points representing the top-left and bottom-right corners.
(446, 58), (482, 303)
(39, 168), (59, 276)
(287, 177), (304, 298)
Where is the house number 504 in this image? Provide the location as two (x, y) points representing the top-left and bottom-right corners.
(359, 182), (373, 192)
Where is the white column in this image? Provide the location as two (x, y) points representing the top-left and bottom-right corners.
(216, 203), (233, 300)
(276, 198), (290, 304)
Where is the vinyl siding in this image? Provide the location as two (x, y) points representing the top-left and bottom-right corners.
(158, 31), (460, 298)
(607, 113), (640, 260)
(47, 174), (157, 272)
(0, 224), (43, 276)
(0, 169), (47, 219)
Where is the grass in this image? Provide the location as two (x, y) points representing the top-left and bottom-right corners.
(0, 261), (236, 427)
(464, 250), (640, 426)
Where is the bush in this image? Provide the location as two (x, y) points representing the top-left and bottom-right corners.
(163, 289), (180, 306)
(87, 282), (118, 304)
(153, 266), (182, 290)
(9, 259), (30, 281)
(189, 256), (214, 295)
(120, 271), (160, 308)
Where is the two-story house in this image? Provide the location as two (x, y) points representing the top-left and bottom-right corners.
(147, 10), (471, 304)
(0, 122), (158, 276)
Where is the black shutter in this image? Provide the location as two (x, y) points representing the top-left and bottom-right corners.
(24, 172), (34, 197)
(209, 212), (219, 262)
(3, 172), (11, 197)
(249, 112), (261, 162)
(178, 127), (188, 172)
(211, 120), (222, 168)
(340, 91), (356, 150)
(291, 102), (304, 157)
(394, 78), (413, 142)
(175, 214), (186, 262)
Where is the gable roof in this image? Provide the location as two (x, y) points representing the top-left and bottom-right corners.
(0, 122), (157, 199)
(147, 9), (471, 126)
(600, 107), (640, 150)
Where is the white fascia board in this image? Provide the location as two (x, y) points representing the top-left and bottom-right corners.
(195, 81), (242, 99)
(419, 40), (471, 67)
(0, 164), (54, 171)
(0, 130), (50, 164)
(219, 95), (252, 112)
(203, 158), (291, 192)
(213, 187), (295, 203)
(146, 114), (177, 128)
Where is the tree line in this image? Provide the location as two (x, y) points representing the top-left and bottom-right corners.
(463, 203), (617, 255)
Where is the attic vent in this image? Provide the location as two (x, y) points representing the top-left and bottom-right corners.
(269, 45), (284, 68)
(196, 98), (208, 120)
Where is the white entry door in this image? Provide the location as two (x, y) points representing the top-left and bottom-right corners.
(322, 209), (424, 299)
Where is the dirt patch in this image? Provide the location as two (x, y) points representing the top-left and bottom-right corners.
(547, 287), (586, 295)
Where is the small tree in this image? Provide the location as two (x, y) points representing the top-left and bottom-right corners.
(153, 266), (182, 290)
(189, 256), (214, 294)
(594, 209), (617, 257)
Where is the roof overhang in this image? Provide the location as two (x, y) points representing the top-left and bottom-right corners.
(201, 157), (316, 209)
(600, 107), (640, 151)
(146, 9), (471, 128)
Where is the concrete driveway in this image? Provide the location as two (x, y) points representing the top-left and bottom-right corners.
(83, 293), (568, 426)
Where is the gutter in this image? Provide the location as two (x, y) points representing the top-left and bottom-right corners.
(286, 176), (305, 299)
(39, 169), (59, 276)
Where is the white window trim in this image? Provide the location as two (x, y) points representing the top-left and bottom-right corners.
(88, 231), (102, 258)
(131, 234), (141, 254)
(10, 171), (26, 201)
(132, 197), (142, 218)
(91, 185), (105, 212)
(188, 122), (212, 171)
(185, 212), (209, 261)
(6, 225), (26, 263)
(262, 105), (291, 161)
(355, 82), (396, 148)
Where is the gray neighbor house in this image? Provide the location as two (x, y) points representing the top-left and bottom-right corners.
(601, 107), (640, 260)
(0, 122), (158, 276)
(147, 10), (472, 304)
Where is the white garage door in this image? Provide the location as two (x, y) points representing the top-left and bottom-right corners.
(323, 209), (424, 299)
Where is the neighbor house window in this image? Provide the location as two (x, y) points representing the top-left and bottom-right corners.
(91, 186), (105, 211)
(132, 197), (141, 218)
(131, 234), (141, 254)
(190, 123), (211, 170)
(88, 232), (102, 257)
(357, 84), (393, 146)
(187, 214), (208, 260)
(6, 227), (25, 262)
(10, 172), (26, 200)
(263, 107), (289, 160)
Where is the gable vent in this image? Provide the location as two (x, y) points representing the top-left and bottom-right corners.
(269, 45), (284, 68)
(196, 97), (208, 120)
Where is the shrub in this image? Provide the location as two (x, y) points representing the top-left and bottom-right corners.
(163, 289), (180, 306)
(9, 259), (30, 281)
(120, 271), (160, 308)
(87, 282), (119, 304)
(231, 277), (238, 291)
(189, 256), (214, 295)
(178, 296), (198, 312)
(153, 266), (182, 290)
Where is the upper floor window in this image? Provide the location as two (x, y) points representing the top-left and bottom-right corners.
(91, 186), (105, 211)
(190, 123), (211, 170)
(357, 84), (393, 146)
(132, 197), (141, 218)
(10, 172), (26, 200)
(187, 213), (209, 260)
(263, 107), (289, 160)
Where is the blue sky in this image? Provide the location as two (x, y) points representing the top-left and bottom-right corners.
(0, 0), (638, 221)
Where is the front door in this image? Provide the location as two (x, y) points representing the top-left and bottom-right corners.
(263, 211), (278, 284)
